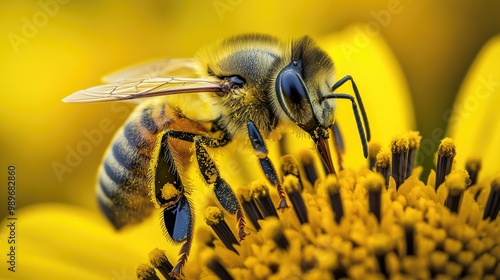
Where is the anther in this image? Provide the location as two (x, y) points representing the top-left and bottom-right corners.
(444, 170), (470, 214)
(465, 158), (481, 186)
(365, 173), (385, 222)
(369, 233), (392, 277)
(238, 184), (263, 230)
(375, 148), (391, 187)
(406, 131), (422, 178)
(250, 181), (279, 218)
(324, 174), (344, 223)
(261, 217), (290, 250)
(202, 250), (235, 280)
(136, 263), (160, 280)
(435, 138), (456, 190)
(280, 155), (302, 190)
(401, 209), (420, 256)
(299, 150), (319, 186)
(283, 175), (308, 224)
(391, 135), (409, 190)
(148, 248), (174, 280)
(204, 206), (239, 254)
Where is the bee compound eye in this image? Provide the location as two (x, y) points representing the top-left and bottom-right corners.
(280, 71), (307, 103)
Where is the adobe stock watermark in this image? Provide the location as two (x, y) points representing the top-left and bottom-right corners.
(7, 0), (71, 54)
(414, 73), (500, 166)
(213, 0), (243, 21)
(340, 0), (410, 63)
(52, 102), (133, 182)
(110, 267), (135, 280)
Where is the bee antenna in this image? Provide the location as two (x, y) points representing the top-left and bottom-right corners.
(322, 75), (371, 158)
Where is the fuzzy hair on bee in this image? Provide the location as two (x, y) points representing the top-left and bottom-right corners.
(63, 33), (370, 277)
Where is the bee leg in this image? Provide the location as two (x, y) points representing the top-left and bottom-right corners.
(162, 196), (193, 277)
(163, 130), (246, 240)
(152, 131), (195, 277)
(194, 137), (247, 240)
(247, 121), (289, 209)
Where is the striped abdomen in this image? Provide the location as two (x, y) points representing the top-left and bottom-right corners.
(97, 100), (208, 229)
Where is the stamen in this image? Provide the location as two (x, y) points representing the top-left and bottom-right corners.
(136, 263), (160, 280)
(370, 234), (391, 277)
(250, 181), (279, 218)
(401, 209), (421, 256)
(365, 173), (384, 222)
(375, 148), (391, 187)
(435, 138), (456, 190)
(406, 131), (422, 178)
(283, 175), (308, 224)
(391, 135), (409, 189)
(483, 175), (500, 220)
(202, 250), (234, 280)
(204, 206), (239, 253)
(444, 170), (470, 213)
(148, 248), (174, 280)
(280, 155), (302, 190)
(465, 158), (481, 186)
(237, 184), (263, 230)
(324, 174), (343, 223)
(299, 150), (318, 186)
(368, 142), (382, 170)
(261, 217), (289, 250)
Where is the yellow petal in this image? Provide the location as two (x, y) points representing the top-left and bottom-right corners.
(447, 35), (500, 179)
(0, 204), (167, 280)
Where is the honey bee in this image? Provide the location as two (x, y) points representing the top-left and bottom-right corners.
(63, 34), (370, 276)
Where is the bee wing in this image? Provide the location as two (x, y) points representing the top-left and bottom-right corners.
(62, 77), (224, 103)
(103, 58), (199, 82)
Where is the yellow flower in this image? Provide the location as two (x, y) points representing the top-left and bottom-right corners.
(4, 28), (500, 280)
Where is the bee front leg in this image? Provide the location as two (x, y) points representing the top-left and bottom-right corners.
(246, 121), (289, 209)
(194, 137), (247, 241)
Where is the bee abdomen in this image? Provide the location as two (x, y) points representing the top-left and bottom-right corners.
(97, 105), (166, 229)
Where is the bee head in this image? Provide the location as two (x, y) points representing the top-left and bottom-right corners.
(274, 36), (338, 173)
(274, 36), (336, 136)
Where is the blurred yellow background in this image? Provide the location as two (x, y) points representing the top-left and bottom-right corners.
(1, 0), (500, 218)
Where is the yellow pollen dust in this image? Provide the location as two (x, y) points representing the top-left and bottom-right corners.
(249, 180), (269, 198)
(280, 155), (300, 177)
(299, 149), (315, 165)
(204, 206), (224, 226)
(323, 174), (340, 193)
(391, 135), (409, 154)
(260, 217), (282, 241)
(438, 137), (457, 157)
(135, 263), (156, 279)
(408, 130), (422, 150)
(369, 233), (392, 255)
(364, 172), (385, 191)
(148, 248), (167, 268)
(161, 183), (180, 201)
(492, 173), (500, 190)
(283, 175), (300, 193)
(445, 169), (470, 195)
(376, 148), (391, 168)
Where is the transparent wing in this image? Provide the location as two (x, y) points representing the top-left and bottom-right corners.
(103, 58), (199, 82)
(63, 77), (224, 103)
